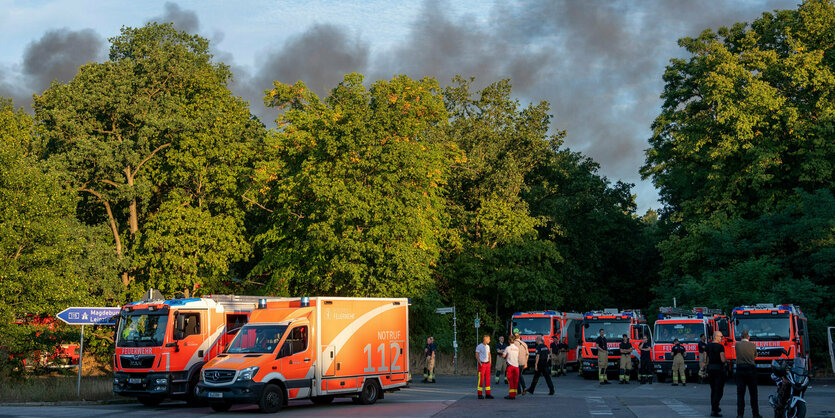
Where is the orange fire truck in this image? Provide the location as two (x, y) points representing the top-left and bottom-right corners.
(580, 309), (651, 378)
(651, 307), (725, 382)
(196, 297), (409, 413)
(730, 304), (810, 374)
(510, 311), (584, 369)
(113, 294), (288, 406)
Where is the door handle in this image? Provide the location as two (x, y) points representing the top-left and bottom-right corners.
(304, 358), (311, 363)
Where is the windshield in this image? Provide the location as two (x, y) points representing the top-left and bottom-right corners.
(512, 318), (551, 336)
(734, 315), (791, 341)
(585, 321), (631, 342)
(117, 313), (169, 347)
(655, 322), (704, 343)
(226, 324), (287, 354)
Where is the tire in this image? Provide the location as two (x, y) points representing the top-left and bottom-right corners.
(210, 402), (232, 412)
(793, 401), (806, 418)
(358, 380), (380, 405)
(311, 395), (335, 405)
(186, 373), (204, 407)
(258, 384), (284, 414)
(137, 397), (163, 407)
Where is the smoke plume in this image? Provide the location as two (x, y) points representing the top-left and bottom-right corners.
(152, 2), (200, 33)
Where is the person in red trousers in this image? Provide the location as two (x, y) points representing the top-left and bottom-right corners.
(475, 335), (494, 399)
(504, 334), (521, 400)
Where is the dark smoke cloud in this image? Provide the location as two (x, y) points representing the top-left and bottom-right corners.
(369, 0), (797, 210)
(153, 2), (200, 33)
(232, 23), (370, 124)
(22, 28), (104, 94)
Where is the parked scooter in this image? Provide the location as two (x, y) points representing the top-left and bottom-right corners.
(769, 349), (810, 418)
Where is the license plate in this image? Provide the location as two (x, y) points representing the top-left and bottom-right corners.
(128, 378), (142, 384)
(208, 392), (223, 399)
(757, 363), (770, 368)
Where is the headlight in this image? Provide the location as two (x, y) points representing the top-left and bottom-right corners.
(236, 366), (260, 382)
(155, 378), (168, 385)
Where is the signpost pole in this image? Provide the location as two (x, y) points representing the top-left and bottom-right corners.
(453, 306), (457, 376)
(77, 324), (84, 397)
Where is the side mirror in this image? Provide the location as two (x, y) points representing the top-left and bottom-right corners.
(165, 342), (179, 352)
(583, 323), (589, 329)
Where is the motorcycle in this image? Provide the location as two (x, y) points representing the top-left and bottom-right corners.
(768, 350), (810, 418)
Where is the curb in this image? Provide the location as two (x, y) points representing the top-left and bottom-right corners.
(0, 399), (136, 407)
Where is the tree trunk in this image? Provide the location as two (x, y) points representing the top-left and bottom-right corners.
(125, 167), (138, 235)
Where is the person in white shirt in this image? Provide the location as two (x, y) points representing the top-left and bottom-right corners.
(503, 335), (521, 399)
(475, 335), (494, 399)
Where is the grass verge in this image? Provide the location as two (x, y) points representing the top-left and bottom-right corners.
(0, 376), (119, 403)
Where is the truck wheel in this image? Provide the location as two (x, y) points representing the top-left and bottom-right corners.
(311, 395), (334, 405)
(186, 373), (204, 407)
(258, 384), (284, 413)
(210, 402), (232, 412)
(137, 397), (162, 407)
(358, 380), (380, 405)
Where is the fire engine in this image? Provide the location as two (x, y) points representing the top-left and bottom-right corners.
(510, 311), (584, 369)
(580, 309), (651, 378)
(197, 297), (409, 413)
(113, 293), (289, 406)
(730, 304), (810, 374)
(7, 315), (80, 369)
(651, 306), (724, 382)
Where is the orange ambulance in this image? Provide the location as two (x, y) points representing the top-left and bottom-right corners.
(196, 297), (409, 413)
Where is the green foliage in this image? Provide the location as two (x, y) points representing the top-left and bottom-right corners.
(35, 23), (263, 296)
(250, 74), (455, 297)
(0, 98), (121, 372)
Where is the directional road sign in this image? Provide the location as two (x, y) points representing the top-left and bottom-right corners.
(435, 307), (455, 314)
(56, 307), (121, 326)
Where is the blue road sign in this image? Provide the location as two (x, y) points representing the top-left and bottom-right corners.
(56, 307), (121, 325)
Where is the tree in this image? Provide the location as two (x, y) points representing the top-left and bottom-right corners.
(249, 74), (456, 297)
(35, 23), (262, 296)
(642, 0), (835, 224)
(0, 98), (121, 367)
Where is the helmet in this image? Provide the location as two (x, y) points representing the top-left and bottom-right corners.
(513, 328), (520, 335)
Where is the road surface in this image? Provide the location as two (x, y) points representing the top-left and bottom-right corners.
(1, 374), (833, 417)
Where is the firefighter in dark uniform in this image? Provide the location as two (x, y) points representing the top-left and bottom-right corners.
(595, 329), (610, 385)
(527, 336), (554, 395)
(671, 338), (687, 386)
(697, 333), (707, 384)
(552, 339), (569, 376)
(618, 334), (633, 384)
(638, 335), (653, 384)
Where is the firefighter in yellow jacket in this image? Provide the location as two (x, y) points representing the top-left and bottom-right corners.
(671, 338), (687, 386)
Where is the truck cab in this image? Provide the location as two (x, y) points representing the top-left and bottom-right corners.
(730, 304), (810, 374)
(510, 311), (584, 369)
(580, 309), (651, 378)
(113, 294), (286, 406)
(651, 307), (723, 382)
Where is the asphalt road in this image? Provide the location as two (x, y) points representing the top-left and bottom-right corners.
(1, 374), (833, 417)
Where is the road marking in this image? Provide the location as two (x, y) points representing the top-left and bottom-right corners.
(661, 399), (702, 417)
(586, 396), (614, 415)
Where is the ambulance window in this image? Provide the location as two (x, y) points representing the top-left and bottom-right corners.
(572, 321), (583, 348)
(283, 326), (308, 356)
(797, 319), (809, 354)
(174, 313), (201, 340)
(553, 319), (561, 336)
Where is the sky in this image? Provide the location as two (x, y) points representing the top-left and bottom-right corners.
(0, 0), (801, 212)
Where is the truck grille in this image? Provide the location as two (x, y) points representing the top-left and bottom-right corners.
(203, 369), (236, 384)
(663, 353), (696, 361)
(119, 355), (155, 369)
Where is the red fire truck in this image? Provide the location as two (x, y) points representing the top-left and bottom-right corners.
(651, 307), (725, 382)
(7, 315), (80, 369)
(510, 311), (584, 369)
(580, 309), (651, 378)
(730, 304), (810, 374)
(113, 294), (288, 406)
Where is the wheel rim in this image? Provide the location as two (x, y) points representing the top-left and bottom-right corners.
(366, 384), (377, 401)
(266, 391), (280, 409)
